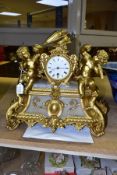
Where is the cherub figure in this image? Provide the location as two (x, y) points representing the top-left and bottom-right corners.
(17, 46), (40, 93)
(6, 46), (42, 129)
(79, 44), (109, 97)
(78, 44), (109, 136)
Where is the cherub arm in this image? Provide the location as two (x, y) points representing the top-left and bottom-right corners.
(94, 62), (104, 79)
(33, 53), (40, 62)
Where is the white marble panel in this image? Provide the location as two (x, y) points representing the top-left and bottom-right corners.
(26, 95), (85, 118)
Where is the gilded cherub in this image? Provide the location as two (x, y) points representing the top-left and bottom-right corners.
(79, 44), (109, 97)
(6, 45), (42, 129)
(78, 44), (109, 136)
(80, 44), (108, 79)
(17, 46), (40, 93)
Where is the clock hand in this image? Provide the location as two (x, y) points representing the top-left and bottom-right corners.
(56, 66), (69, 69)
(48, 67), (57, 71)
(49, 67), (69, 71)
(55, 66), (69, 70)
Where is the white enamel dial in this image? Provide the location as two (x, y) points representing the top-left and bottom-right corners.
(46, 56), (70, 80)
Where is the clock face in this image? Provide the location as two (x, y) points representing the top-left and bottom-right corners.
(46, 56), (70, 80)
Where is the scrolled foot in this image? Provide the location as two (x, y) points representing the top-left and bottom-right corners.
(6, 117), (20, 130)
(90, 122), (105, 137)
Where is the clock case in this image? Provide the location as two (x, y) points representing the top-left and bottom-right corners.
(6, 30), (109, 137)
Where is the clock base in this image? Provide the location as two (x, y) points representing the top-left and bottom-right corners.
(6, 80), (107, 137)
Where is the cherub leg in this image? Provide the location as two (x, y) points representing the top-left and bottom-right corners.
(25, 79), (34, 94)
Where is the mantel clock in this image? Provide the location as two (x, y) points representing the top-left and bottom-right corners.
(6, 30), (109, 137)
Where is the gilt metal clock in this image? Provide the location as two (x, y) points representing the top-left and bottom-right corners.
(6, 30), (109, 137)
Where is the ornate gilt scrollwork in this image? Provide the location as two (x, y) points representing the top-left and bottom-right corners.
(6, 30), (109, 137)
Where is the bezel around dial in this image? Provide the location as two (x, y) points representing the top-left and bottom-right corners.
(46, 55), (70, 81)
